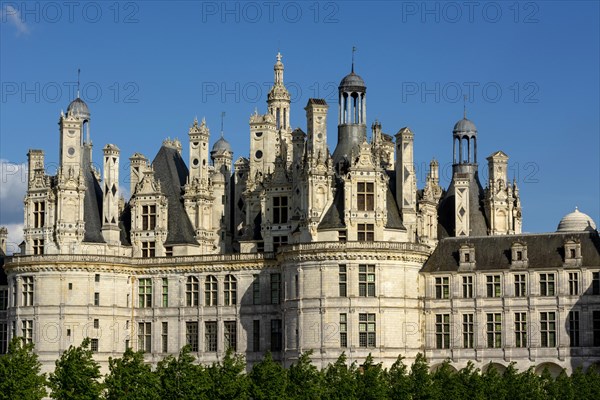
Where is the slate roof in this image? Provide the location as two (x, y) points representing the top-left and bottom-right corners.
(0, 247), (7, 285)
(152, 146), (197, 245)
(318, 179), (345, 230)
(422, 231), (600, 273)
(437, 171), (489, 238)
(385, 171), (405, 230)
(82, 146), (105, 243)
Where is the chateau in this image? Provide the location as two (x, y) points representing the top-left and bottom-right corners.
(0, 54), (598, 375)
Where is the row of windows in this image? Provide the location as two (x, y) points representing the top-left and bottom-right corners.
(433, 311), (600, 349)
(339, 265), (376, 297)
(434, 271), (600, 299)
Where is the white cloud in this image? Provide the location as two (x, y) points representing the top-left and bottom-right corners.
(1, 5), (30, 36)
(0, 160), (27, 226)
(3, 223), (23, 255)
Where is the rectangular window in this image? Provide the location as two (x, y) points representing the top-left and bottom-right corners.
(138, 278), (152, 308)
(514, 274), (526, 297)
(515, 312), (527, 348)
(162, 278), (168, 307)
(271, 319), (282, 352)
(486, 313), (502, 348)
(22, 276), (34, 306)
(359, 265), (376, 297)
(540, 274), (555, 296)
(205, 321), (217, 352)
(12, 280), (16, 307)
(93, 319), (99, 329)
(204, 276), (218, 306)
(463, 314), (474, 348)
(339, 265), (347, 297)
(540, 312), (556, 347)
(94, 274), (100, 283)
(94, 292), (100, 306)
(91, 338), (99, 353)
(141, 241), (156, 258)
(435, 314), (450, 349)
(568, 272), (579, 295)
(33, 239), (44, 255)
(462, 276), (473, 298)
(592, 272), (600, 295)
(165, 246), (173, 257)
(224, 321), (237, 351)
(593, 311), (600, 346)
(338, 230), (347, 242)
(270, 273), (281, 305)
(138, 322), (151, 353)
(359, 313), (376, 348)
(224, 275), (237, 306)
(486, 275), (501, 298)
(0, 323), (8, 355)
(253, 320), (260, 352)
(0, 289), (7, 310)
(357, 223), (374, 241)
(272, 235), (288, 252)
(186, 277), (199, 307)
(340, 314), (348, 348)
(22, 320), (33, 344)
(33, 201), (45, 228)
(272, 196), (288, 224)
(186, 322), (198, 352)
(435, 277), (450, 299)
(357, 182), (375, 211)
(253, 275), (260, 305)
(568, 311), (580, 347)
(142, 205), (156, 230)
(162, 322), (168, 353)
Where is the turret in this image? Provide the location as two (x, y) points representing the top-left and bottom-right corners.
(102, 144), (121, 244)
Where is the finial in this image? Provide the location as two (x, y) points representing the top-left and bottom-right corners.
(575, 206), (579, 212)
(351, 46), (357, 73)
(463, 94), (467, 119)
(77, 68), (81, 98)
(276, 51), (282, 63)
(220, 111), (225, 138)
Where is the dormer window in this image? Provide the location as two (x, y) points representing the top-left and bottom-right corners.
(459, 243), (476, 270)
(564, 238), (582, 266)
(511, 242), (528, 268)
(357, 182), (374, 211)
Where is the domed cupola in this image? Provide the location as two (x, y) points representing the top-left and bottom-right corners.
(66, 97), (91, 122)
(557, 207), (597, 232)
(211, 136), (232, 155)
(339, 71), (366, 93)
(452, 110), (478, 166)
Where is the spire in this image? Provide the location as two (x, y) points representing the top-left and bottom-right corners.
(274, 52), (284, 85)
(77, 68), (81, 98)
(220, 111), (225, 138)
(351, 46), (356, 73)
(463, 94), (467, 119)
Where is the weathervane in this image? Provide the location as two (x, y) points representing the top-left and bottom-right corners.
(463, 94), (467, 119)
(77, 68), (81, 98)
(351, 46), (357, 73)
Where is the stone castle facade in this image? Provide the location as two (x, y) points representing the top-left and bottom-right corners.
(0, 54), (598, 375)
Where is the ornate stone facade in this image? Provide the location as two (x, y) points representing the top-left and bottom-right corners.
(0, 54), (598, 375)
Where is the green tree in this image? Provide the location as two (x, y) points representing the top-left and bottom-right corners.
(48, 338), (103, 400)
(585, 365), (600, 400)
(387, 355), (410, 400)
(409, 353), (434, 400)
(249, 351), (287, 400)
(0, 337), (47, 400)
(431, 361), (463, 400)
(155, 345), (211, 400)
(285, 350), (322, 400)
(104, 347), (161, 400)
(551, 369), (575, 400)
(481, 364), (507, 400)
(322, 353), (357, 400)
(208, 347), (250, 399)
(455, 362), (484, 400)
(355, 354), (389, 400)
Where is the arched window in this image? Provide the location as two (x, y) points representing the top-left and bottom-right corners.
(224, 275), (237, 306)
(186, 276), (199, 306)
(205, 275), (218, 306)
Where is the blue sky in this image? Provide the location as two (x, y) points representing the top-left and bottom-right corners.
(1, 1), (599, 247)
